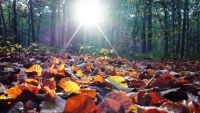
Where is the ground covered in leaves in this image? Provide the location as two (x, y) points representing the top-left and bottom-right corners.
(0, 52), (200, 113)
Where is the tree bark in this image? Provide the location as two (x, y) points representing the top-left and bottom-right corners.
(162, 1), (169, 57)
(141, 0), (147, 53)
(29, 0), (36, 43)
(13, 0), (18, 44)
(146, 0), (152, 53)
(176, 0), (182, 58)
(50, 0), (56, 46)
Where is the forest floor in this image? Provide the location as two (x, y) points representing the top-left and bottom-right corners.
(0, 51), (200, 113)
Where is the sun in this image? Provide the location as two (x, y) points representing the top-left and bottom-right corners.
(75, 0), (104, 26)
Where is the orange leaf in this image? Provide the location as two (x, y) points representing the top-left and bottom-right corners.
(64, 94), (96, 113)
(25, 84), (40, 94)
(26, 64), (42, 76)
(25, 78), (40, 85)
(93, 75), (104, 83)
(43, 86), (56, 97)
(5, 84), (39, 99)
(5, 85), (22, 99)
(80, 89), (97, 99)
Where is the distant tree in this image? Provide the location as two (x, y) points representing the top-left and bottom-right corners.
(29, 0), (36, 43)
(146, 0), (152, 52)
(50, 0), (56, 46)
(12, 0), (18, 44)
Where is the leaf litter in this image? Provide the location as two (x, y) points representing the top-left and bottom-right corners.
(0, 52), (199, 113)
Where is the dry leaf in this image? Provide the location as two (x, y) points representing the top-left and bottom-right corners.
(26, 64), (42, 76)
(106, 91), (132, 110)
(80, 89), (97, 99)
(5, 85), (22, 99)
(64, 94), (96, 113)
(58, 79), (80, 93)
(95, 98), (121, 113)
(76, 70), (84, 77)
(106, 76), (128, 89)
(0, 94), (7, 99)
(25, 78), (40, 85)
(93, 75), (104, 83)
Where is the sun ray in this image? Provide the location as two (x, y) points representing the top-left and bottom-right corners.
(96, 24), (119, 57)
(61, 24), (82, 53)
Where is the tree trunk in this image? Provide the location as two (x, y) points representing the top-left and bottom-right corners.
(0, 3), (6, 44)
(176, 0), (182, 58)
(0, 3), (7, 36)
(29, 0), (36, 43)
(181, 0), (189, 58)
(13, 0), (18, 44)
(51, 0), (56, 46)
(61, 0), (68, 47)
(171, 0), (176, 57)
(162, 1), (169, 57)
(141, 0), (147, 53)
(146, 0), (152, 53)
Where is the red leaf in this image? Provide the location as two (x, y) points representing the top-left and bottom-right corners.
(106, 91), (132, 110)
(95, 98), (121, 113)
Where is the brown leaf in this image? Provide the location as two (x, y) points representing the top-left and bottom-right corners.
(148, 73), (176, 89)
(106, 91), (132, 110)
(129, 79), (146, 88)
(95, 98), (121, 113)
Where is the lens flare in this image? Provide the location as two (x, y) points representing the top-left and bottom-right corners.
(75, 0), (104, 26)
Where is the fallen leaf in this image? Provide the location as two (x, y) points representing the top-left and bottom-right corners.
(93, 75), (104, 83)
(129, 79), (146, 88)
(106, 76), (128, 89)
(106, 91), (132, 110)
(76, 69), (84, 77)
(0, 94), (7, 99)
(5, 85), (22, 99)
(26, 64), (42, 76)
(25, 78), (40, 85)
(58, 79), (80, 93)
(95, 98), (121, 113)
(128, 105), (138, 113)
(80, 88), (97, 99)
(64, 94), (96, 113)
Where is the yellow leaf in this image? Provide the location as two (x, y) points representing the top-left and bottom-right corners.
(0, 94), (7, 99)
(106, 76), (128, 89)
(26, 64), (42, 76)
(128, 105), (138, 113)
(76, 70), (84, 77)
(58, 62), (65, 71)
(59, 79), (80, 93)
(79, 76), (92, 84)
